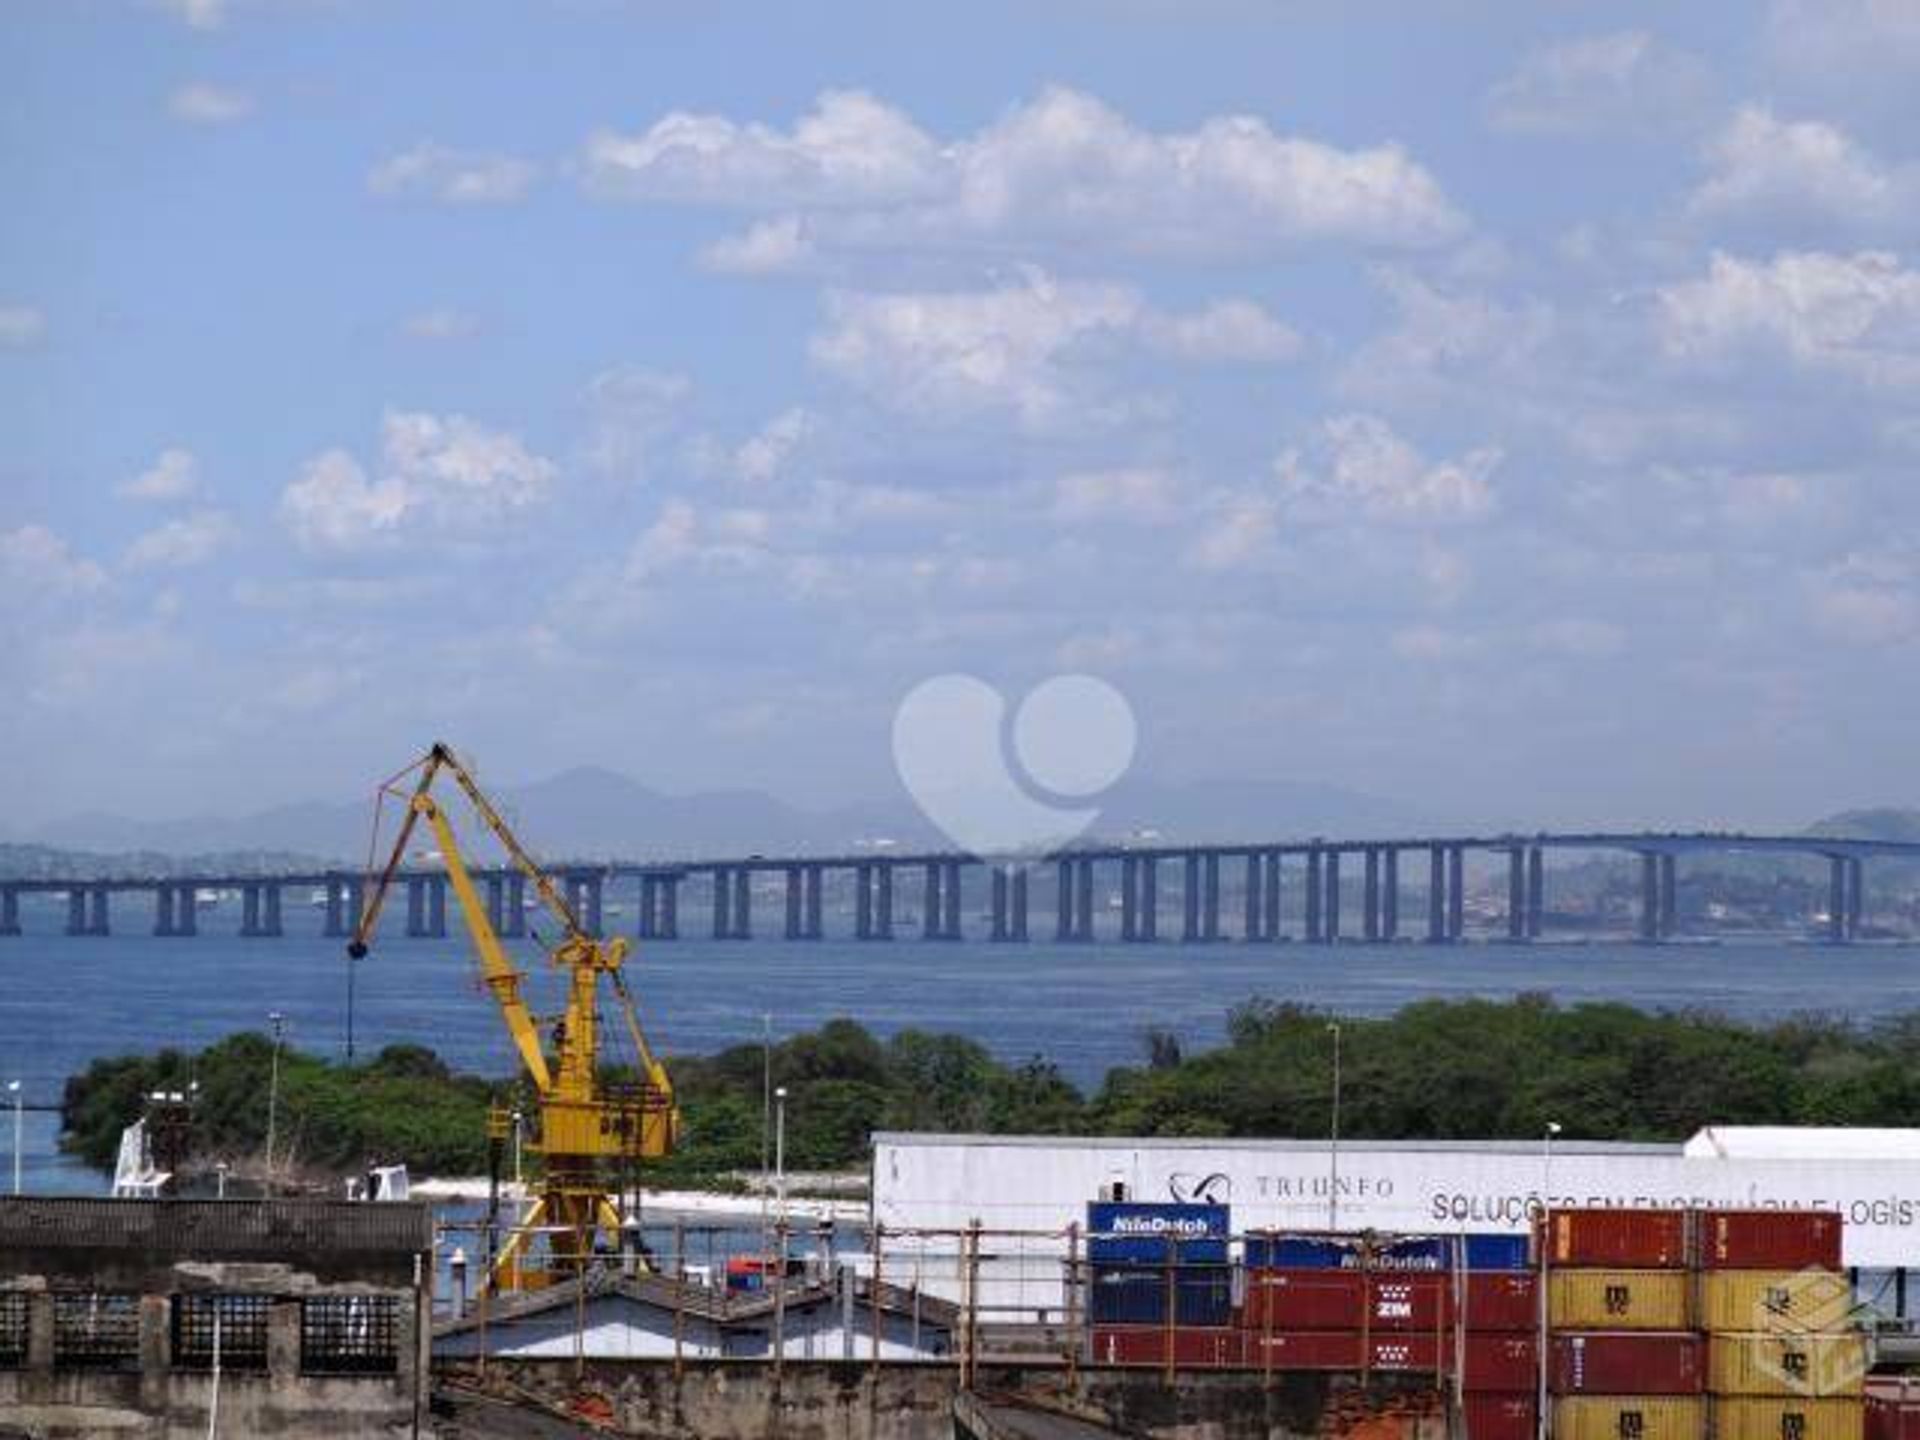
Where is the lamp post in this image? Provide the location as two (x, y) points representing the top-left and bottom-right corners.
(265, 1012), (286, 1189)
(1538, 1120), (1562, 1440)
(509, 1109), (523, 1188)
(7, 1081), (20, 1196)
(761, 1013), (773, 1224)
(1326, 1022), (1342, 1230)
(774, 1085), (788, 1224)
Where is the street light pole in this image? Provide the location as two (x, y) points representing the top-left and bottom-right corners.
(774, 1085), (788, 1225)
(1326, 1022), (1342, 1230)
(510, 1109), (523, 1188)
(761, 1013), (773, 1225)
(7, 1081), (20, 1196)
(265, 1012), (286, 1190)
(1538, 1120), (1562, 1440)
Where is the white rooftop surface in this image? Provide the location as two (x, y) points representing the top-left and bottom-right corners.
(1684, 1127), (1920, 1160)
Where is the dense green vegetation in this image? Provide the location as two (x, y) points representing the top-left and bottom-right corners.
(61, 996), (1920, 1181)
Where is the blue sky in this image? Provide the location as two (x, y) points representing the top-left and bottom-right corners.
(4, 0), (1920, 832)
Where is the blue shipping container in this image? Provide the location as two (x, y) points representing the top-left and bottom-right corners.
(1087, 1203), (1230, 1265)
(1461, 1234), (1531, 1271)
(1088, 1267), (1233, 1327)
(1242, 1234), (1365, 1269)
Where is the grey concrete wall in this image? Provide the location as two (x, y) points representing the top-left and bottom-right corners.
(441, 1358), (1445, 1440)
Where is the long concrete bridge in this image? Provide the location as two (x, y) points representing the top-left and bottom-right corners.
(0, 831), (1910, 945)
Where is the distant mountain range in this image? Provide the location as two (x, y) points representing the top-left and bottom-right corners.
(7, 766), (1435, 866)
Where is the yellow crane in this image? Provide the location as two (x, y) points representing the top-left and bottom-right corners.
(346, 742), (677, 1289)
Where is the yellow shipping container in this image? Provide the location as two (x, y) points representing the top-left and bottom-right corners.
(1711, 1397), (1864, 1440)
(1708, 1333), (1869, 1398)
(1699, 1271), (1854, 1334)
(1548, 1269), (1692, 1330)
(1552, 1396), (1706, 1440)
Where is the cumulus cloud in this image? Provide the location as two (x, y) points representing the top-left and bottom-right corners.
(124, 509), (238, 569)
(279, 411), (557, 551)
(0, 305), (47, 349)
(583, 367), (692, 480)
(368, 143), (537, 204)
(1185, 496), (1278, 571)
(727, 408), (813, 485)
(586, 85), (1466, 262)
(1688, 108), (1917, 229)
(810, 270), (1294, 430)
(0, 525), (106, 598)
(118, 448), (200, 502)
(168, 83), (252, 125)
(1658, 250), (1920, 387)
(1277, 414), (1501, 524)
(1484, 30), (1711, 138)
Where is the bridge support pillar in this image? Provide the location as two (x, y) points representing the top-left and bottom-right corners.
(785, 867), (804, 940)
(1847, 856), (1863, 941)
(711, 869), (732, 940)
(1305, 849), (1323, 943)
(1138, 857), (1157, 941)
(86, 885), (110, 935)
(1323, 852), (1341, 943)
(172, 884), (194, 936)
(944, 861), (963, 940)
(805, 865), (823, 939)
(1446, 847), (1464, 941)
(992, 867), (1010, 941)
(486, 876), (506, 935)
(323, 875), (345, 937)
(429, 875), (450, 937)
(262, 883), (281, 936)
(1526, 847), (1543, 940)
(1201, 854), (1219, 941)
(731, 869), (749, 939)
(0, 886), (18, 936)
(1058, 860), (1075, 942)
(1120, 857), (1139, 941)
(1010, 865), (1028, 941)
(1382, 848), (1398, 940)
(875, 863), (893, 939)
(1827, 856), (1846, 944)
(924, 863), (943, 941)
(1075, 857), (1095, 940)
(1426, 845), (1445, 942)
(1507, 847), (1526, 943)
(1262, 852), (1281, 941)
(855, 865), (873, 939)
(1243, 854), (1262, 941)
(1638, 853), (1659, 942)
(1175, 856), (1190, 948)
(154, 885), (176, 937)
(242, 884), (262, 937)
(1658, 854), (1676, 941)
(1363, 850), (1381, 942)
(406, 878), (426, 937)
(501, 873), (526, 937)
(658, 875), (678, 939)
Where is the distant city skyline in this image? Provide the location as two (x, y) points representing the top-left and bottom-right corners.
(5, 1), (1919, 832)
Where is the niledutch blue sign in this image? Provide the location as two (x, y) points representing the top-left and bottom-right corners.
(1242, 1232), (1532, 1271)
(1087, 1202), (1230, 1264)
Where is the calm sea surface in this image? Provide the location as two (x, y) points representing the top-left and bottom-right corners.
(4, 893), (1916, 1194)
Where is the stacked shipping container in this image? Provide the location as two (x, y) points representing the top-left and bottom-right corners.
(1542, 1209), (1705, 1440)
(1698, 1210), (1866, 1440)
(1085, 1201), (1235, 1367)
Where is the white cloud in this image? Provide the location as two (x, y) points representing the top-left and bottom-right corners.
(1277, 414), (1500, 524)
(1658, 250), (1920, 387)
(625, 499), (773, 582)
(118, 448), (200, 503)
(1689, 108), (1914, 227)
(1185, 496), (1277, 571)
(368, 143), (537, 204)
(1485, 31), (1711, 138)
(583, 367), (692, 480)
(156, 0), (226, 29)
(168, 83), (253, 125)
(401, 308), (481, 342)
(279, 411), (557, 552)
(0, 305), (47, 349)
(586, 85), (1466, 260)
(699, 216), (816, 275)
(1142, 299), (1299, 364)
(1053, 468), (1179, 524)
(0, 525), (106, 598)
(810, 270), (1293, 430)
(124, 509), (238, 570)
(728, 408), (813, 485)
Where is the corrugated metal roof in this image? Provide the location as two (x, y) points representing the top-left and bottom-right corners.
(0, 1198), (432, 1258)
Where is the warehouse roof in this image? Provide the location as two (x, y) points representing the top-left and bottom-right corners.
(1683, 1127), (1920, 1160)
(871, 1133), (1680, 1155)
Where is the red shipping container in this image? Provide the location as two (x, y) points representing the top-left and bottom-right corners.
(1867, 1381), (1920, 1440)
(1370, 1273), (1453, 1332)
(1464, 1272), (1540, 1332)
(1549, 1331), (1704, 1395)
(1243, 1331), (1446, 1373)
(1240, 1268), (1367, 1330)
(1697, 1210), (1843, 1271)
(1463, 1333), (1539, 1393)
(1540, 1209), (1690, 1268)
(1464, 1394), (1537, 1440)
(1088, 1326), (1243, 1368)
